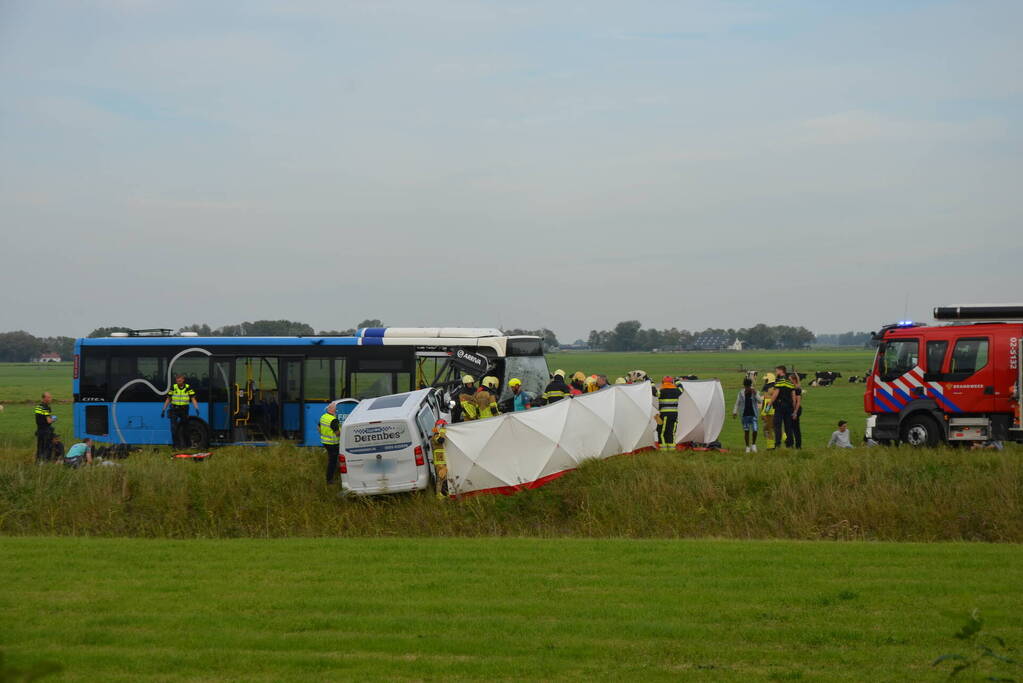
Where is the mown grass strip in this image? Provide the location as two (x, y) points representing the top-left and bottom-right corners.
(1, 537), (1021, 680)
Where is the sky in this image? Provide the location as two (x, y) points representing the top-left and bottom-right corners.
(1, 0), (1020, 343)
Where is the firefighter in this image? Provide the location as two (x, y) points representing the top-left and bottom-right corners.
(543, 370), (571, 404)
(34, 391), (56, 463)
(319, 402), (341, 484)
(657, 376), (681, 449)
(476, 376), (500, 419)
(162, 374), (200, 448)
(569, 372), (587, 396)
(451, 374), (476, 422)
(431, 419), (448, 499)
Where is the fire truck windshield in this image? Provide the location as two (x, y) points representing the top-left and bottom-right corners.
(879, 339), (919, 380)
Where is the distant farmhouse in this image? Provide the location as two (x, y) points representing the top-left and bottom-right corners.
(688, 334), (743, 352)
(34, 352), (62, 363)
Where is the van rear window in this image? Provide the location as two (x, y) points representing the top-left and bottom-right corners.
(369, 393), (411, 410)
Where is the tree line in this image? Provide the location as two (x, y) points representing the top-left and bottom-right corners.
(586, 321), (816, 351)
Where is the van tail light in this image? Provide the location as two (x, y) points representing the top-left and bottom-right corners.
(414, 446), (424, 466)
(338, 454), (347, 474)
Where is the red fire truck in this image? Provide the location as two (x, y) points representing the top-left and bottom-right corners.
(864, 304), (1023, 446)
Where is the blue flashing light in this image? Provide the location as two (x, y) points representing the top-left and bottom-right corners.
(897, 320), (915, 327)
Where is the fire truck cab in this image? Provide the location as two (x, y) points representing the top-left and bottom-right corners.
(864, 304), (1023, 447)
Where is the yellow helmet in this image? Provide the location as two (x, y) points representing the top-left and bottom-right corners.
(482, 376), (499, 389)
(572, 371), (587, 383)
(553, 369), (566, 378)
(508, 378), (522, 387)
(614, 377), (626, 384)
(462, 374), (475, 385)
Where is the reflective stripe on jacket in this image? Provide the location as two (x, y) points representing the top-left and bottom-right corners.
(657, 386), (681, 413)
(319, 412), (340, 445)
(169, 384), (195, 406)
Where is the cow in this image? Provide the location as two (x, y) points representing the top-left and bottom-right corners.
(814, 370), (842, 387)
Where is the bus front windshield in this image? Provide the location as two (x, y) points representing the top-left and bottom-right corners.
(501, 355), (551, 401)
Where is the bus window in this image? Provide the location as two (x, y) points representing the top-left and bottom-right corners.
(172, 356), (210, 399)
(879, 339), (918, 381)
(352, 373), (394, 399)
(111, 355), (168, 401)
(80, 353), (108, 399)
(305, 358), (331, 402)
(334, 358), (347, 399)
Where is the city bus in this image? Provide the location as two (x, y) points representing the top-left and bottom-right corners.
(72, 327), (550, 448)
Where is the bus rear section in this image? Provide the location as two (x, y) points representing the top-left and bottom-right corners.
(339, 389), (438, 495)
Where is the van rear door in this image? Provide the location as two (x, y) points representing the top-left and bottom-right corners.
(343, 419), (419, 491)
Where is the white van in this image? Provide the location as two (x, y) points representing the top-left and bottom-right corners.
(339, 388), (445, 496)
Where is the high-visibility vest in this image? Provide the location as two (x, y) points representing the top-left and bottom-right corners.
(34, 402), (52, 417)
(460, 396), (479, 421)
(658, 386), (681, 413)
(319, 412), (339, 445)
(477, 390), (499, 419)
(431, 428), (447, 467)
(169, 383), (194, 406)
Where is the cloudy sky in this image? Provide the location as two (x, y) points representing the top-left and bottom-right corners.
(1, 0), (1020, 342)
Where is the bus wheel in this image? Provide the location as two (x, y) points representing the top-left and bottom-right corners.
(900, 414), (941, 448)
(183, 419), (211, 450)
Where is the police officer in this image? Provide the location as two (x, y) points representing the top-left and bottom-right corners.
(162, 374), (199, 448)
(34, 392), (55, 462)
(542, 370), (571, 404)
(657, 376), (681, 449)
(320, 402), (341, 484)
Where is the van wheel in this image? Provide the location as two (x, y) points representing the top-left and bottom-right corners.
(900, 414), (941, 448)
(183, 419), (211, 450)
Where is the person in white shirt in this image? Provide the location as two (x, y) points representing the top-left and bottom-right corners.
(828, 420), (853, 448)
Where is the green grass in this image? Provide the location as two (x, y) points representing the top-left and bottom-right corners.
(2, 446), (1020, 541)
(1, 536), (1021, 681)
(0, 362), (72, 403)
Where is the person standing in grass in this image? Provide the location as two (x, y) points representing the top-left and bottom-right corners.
(790, 374), (803, 449)
(319, 402), (341, 484)
(769, 366), (796, 449)
(34, 391), (56, 462)
(657, 376), (681, 449)
(732, 378), (761, 453)
(828, 420), (853, 448)
(760, 373), (776, 448)
(542, 370), (571, 404)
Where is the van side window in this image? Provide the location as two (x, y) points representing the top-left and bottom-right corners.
(416, 405), (435, 439)
(926, 340), (948, 373)
(949, 338), (989, 377)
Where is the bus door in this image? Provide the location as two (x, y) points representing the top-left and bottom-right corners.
(210, 357), (233, 443)
(280, 358), (303, 440)
(234, 356), (283, 442)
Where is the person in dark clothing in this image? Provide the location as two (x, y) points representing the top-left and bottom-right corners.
(769, 366), (796, 448)
(790, 374), (803, 449)
(542, 370), (571, 404)
(657, 376), (681, 449)
(162, 375), (200, 448)
(34, 392), (55, 463)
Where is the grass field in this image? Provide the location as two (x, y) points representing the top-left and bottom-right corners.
(2, 537), (1022, 681)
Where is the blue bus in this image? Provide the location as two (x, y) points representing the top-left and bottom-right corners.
(73, 327), (550, 448)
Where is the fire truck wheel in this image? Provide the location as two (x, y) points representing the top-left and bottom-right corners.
(899, 414), (941, 448)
